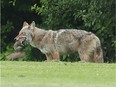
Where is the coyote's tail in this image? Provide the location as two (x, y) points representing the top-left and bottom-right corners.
(81, 32), (104, 63)
(95, 42), (104, 63)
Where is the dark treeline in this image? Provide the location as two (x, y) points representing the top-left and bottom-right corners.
(1, 0), (115, 62)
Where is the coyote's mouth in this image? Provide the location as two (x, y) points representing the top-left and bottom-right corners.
(14, 38), (26, 51)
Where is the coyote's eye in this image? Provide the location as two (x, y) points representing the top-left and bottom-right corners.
(20, 32), (26, 36)
(15, 32), (26, 40)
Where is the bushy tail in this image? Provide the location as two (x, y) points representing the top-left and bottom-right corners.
(81, 32), (104, 63)
(95, 43), (104, 63)
(92, 34), (104, 63)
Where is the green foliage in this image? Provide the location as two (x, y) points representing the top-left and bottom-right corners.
(1, 21), (14, 52)
(22, 46), (45, 61)
(31, 4), (44, 15)
(34, 0), (115, 62)
(0, 44), (14, 60)
(1, 0), (115, 62)
(60, 53), (80, 62)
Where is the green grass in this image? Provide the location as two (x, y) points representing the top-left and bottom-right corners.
(0, 61), (116, 87)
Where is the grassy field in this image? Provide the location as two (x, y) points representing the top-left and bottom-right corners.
(0, 61), (116, 87)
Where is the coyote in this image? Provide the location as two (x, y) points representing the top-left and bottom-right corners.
(14, 21), (103, 63)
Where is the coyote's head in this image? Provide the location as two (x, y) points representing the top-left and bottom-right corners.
(14, 21), (35, 51)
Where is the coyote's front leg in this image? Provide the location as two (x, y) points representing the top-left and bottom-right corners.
(45, 53), (52, 61)
(52, 51), (59, 61)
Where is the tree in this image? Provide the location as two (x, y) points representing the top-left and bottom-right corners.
(1, 0), (115, 62)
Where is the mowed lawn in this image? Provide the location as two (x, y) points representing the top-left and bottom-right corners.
(0, 61), (116, 87)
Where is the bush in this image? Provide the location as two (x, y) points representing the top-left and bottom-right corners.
(23, 46), (46, 61)
(1, 0), (115, 62)
(32, 0), (115, 62)
(1, 21), (14, 52)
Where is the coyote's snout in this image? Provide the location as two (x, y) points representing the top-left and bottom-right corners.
(14, 21), (103, 63)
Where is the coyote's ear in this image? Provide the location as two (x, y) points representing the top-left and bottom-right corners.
(29, 21), (35, 30)
(23, 21), (29, 27)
